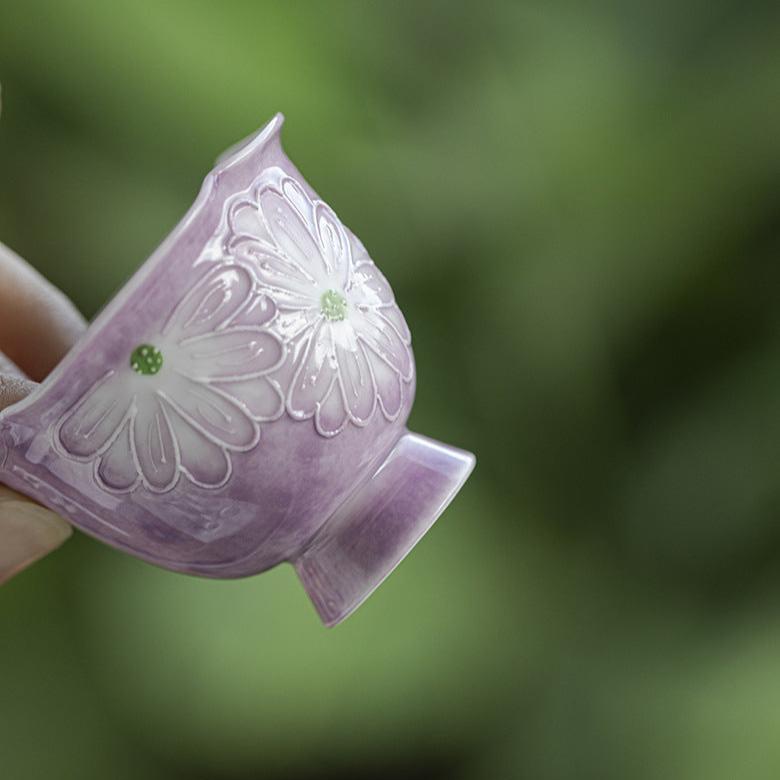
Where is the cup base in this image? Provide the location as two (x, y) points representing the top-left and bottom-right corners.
(293, 432), (475, 626)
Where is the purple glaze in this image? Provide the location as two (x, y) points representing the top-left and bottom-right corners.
(0, 114), (475, 625)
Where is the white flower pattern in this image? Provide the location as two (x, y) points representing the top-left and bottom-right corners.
(224, 168), (413, 437)
(56, 264), (285, 492)
(56, 168), (413, 493)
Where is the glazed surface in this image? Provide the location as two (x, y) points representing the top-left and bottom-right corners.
(0, 115), (416, 575)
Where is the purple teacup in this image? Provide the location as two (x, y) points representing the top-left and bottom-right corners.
(0, 114), (475, 625)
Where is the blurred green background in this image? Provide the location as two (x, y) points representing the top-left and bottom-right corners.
(1, 1), (780, 778)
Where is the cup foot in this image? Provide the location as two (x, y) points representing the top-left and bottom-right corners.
(293, 432), (475, 626)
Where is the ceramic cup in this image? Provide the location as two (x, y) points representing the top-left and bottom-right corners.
(0, 114), (475, 625)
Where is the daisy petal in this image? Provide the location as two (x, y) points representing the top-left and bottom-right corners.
(245, 250), (319, 308)
(336, 339), (376, 424)
(355, 308), (413, 381)
(288, 323), (336, 419)
(96, 421), (139, 491)
(348, 231), (371, 263)
(367, 346), (404, 420)
(273, 308), (319, 343)
(162, 375), (258, 450)
(216, 376), (284, 421)
(378, 303), (412, 344)
(164, 264), (253, 339)
(258, 187), (325, 282)
(280, 176), (313, 223)
(315, 379), (348, 436)
(132, 396), (179, 491)
(177, 328), (284, 381)
(269, 345), (298, 394)
(227, 200), (274, 248)
(58, 373), (131, 458)
(229, 294), (277, 328)
(315, 202), (350, 287)
(170, 414), (231, 488)
(352, 261), (393, 306)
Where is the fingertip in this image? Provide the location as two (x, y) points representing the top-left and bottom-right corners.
(0, 491), (72, 585)
(0, 372), (37, 411)
(0, 242), (87, 381)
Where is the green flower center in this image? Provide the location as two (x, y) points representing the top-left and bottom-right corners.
(130, 344), (163, 375)
(320, 289), (348, 321)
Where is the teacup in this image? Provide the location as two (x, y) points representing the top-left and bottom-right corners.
(0, 114), (475, 625)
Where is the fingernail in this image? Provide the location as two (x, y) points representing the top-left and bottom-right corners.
(0, 499), (72, 584)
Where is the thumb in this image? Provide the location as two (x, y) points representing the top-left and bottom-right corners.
(0, 370), (71, 585)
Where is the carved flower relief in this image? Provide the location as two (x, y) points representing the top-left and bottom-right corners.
(224, 169), (413, 436)
(56, 265), (285, 492)
(55, 168), (414, 492)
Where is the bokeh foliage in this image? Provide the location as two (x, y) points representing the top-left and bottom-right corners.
(1, 1), (780, 778)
